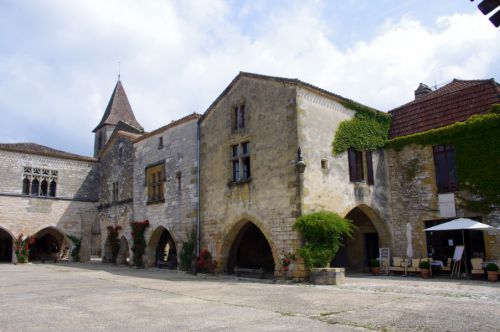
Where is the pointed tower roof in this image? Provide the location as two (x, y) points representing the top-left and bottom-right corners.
(93, 80), (144, 132)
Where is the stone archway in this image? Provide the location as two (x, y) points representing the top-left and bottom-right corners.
(0, 227), (13, 262)
(116, 236), (130, 265)
(29, 227), (67, 262)
(225, 221), (275, 277)
(332, 205), (391, 272)
(147, 226), (177, 269)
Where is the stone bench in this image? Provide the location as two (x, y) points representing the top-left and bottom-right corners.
(233, 266), (264, 279)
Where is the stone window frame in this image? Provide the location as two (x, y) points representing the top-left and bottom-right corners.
(145, 160), (166, 204)
(433, 144), (458, 193)
(22, 167), (58, 197)
(230, 141), (251, 184)
(231, 98), (247, 132)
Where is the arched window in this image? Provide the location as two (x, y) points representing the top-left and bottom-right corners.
(49, 180), (57, 197)
(31, 179), (39, 196)
(40, 180), (48, 196)
(22, 178), (30, 195)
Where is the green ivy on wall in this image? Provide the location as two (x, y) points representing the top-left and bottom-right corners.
(386, 109), (500, 213)
(332, 100), (391, 155)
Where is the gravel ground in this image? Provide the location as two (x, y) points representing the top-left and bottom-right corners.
(0, 263), (499, 331)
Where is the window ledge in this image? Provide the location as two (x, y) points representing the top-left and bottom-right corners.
(228, 178), (252, 187)
(147, 198), (165, 205)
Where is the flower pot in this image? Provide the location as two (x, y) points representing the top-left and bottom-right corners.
(420, 269), (430, 279)
(371, 267), (380, 276)
(309, 268), (345, 285)
(487, 271), (498, 282)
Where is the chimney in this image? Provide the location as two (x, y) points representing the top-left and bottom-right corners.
(414, 83), (432, 99)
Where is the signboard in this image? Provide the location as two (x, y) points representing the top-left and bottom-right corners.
(379, 248), (390, 274)
(453, 245), (464, 261)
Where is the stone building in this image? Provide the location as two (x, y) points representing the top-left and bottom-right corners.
(0, 143), (98, 262)
(385, 79), (500, 264)
(199, 73), (391, 278)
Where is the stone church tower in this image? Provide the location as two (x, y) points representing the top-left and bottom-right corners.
(92, 80), (144, 157)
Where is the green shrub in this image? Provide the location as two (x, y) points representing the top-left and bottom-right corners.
(485, 263), (499, 272)
(179, 230), (196, 271)
(370, 259), (380, 268)
(294, 212), (354, 269)
(419, 261), (430, 269)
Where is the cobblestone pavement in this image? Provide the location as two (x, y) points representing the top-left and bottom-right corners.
(0, 263), (499, 331)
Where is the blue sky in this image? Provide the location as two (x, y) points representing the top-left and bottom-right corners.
(1, 0), (499, 156)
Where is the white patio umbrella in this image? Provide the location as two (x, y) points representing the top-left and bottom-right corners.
(425, 218), (494, 275)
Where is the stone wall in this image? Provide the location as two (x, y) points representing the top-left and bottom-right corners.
(200, 76), (300, 278)
(133, 118), (198, 267)
(0, 150), (98, 261)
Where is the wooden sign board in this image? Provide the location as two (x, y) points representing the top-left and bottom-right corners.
(453, 245), (464, 262)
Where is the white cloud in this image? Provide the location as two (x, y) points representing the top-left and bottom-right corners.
(0, 1), (498, 156)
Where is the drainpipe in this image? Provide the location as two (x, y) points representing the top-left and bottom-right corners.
(195, 120), (201, 275)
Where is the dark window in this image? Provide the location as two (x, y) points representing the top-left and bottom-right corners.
(31, 179), (39, 196)
(49, 180), (57, 197)
(366, 151), (374, 185)
(97, 132), (103, 151)
(22, 178), (30, 195)
(146, 163), (165, 203)
(348, 148), (364, 182)
(176, 171), (182, 192)
(158, 137), (163, 149)
(40, 180), (48, 196)
(321, 159), (328, 170)
(112, 182), (119, 202)
(232, 104), (246, 130)
(231, 142), (251, 182)
(433, 145), (457, 193)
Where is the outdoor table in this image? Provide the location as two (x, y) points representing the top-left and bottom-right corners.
(431, 260), (444, 276)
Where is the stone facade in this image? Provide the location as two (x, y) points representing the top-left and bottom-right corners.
(0, 149), (98, 262)
(97, 131), (139, 262)
(200, 76), (300, 277)
(386, 144), (500, 261)
(133, 115), (199, 267)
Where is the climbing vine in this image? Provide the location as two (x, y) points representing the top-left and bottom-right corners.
(131, 220), (149, 267)
(332, 100), (391, 155)
(385, 110), (500, 213)
(179, 230), (196, 271)
(106, 225), (121, 264)
(67, 235), (81, 262)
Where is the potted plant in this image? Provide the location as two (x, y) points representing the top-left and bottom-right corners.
(419, 260), (431, 279)
(370, 259), (380, 275)
(294, 211), (354, 285)
(485, 263), (498, 282)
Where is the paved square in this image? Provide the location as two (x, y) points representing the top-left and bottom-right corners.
(1, 263), (499, 331)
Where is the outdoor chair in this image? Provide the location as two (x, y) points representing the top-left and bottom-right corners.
(389, 257), (406, 275)
(406, 258), (421, 274)
(471, 258), (484, 279)
(441, 258), (452, 273)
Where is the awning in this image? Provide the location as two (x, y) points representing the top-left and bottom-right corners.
(425, 218), (494, 232)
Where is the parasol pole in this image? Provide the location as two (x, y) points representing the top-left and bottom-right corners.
(462, 230), (468, 277)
